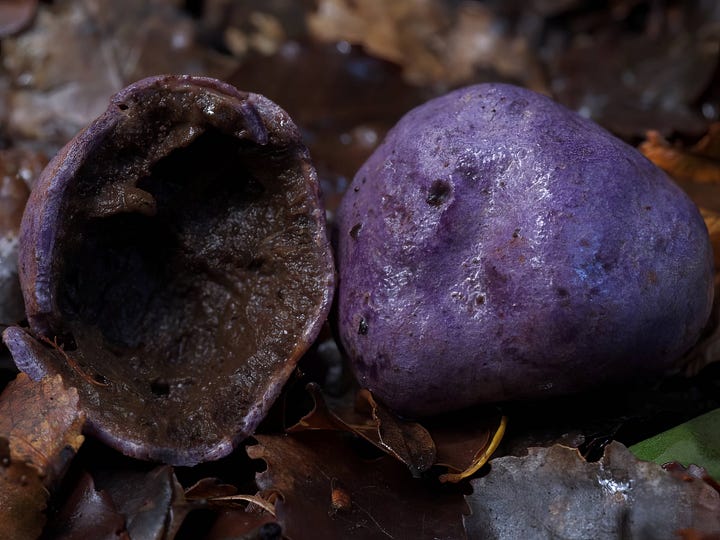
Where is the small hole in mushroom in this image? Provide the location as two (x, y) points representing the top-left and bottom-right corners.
(247, 257), (264, 271)
(426, 179), (451, 206)
(358, 318), (368, 335)
(350, 223), (362, 239)
(117, 103), (129, 111)
(150, 378), (170, 396)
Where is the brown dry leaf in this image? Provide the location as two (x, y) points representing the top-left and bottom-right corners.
(701, 208), (720, 270)
(248, 432), (468, 540)
(351, 389), (436, 476)
(0, 148), (43, 325)
(0, 372), (85, 486)
(307, 0), (449, 84)
(465, 442), (720, 539)
(288, 383), (436, 477)
(430, 413), (507, 483)
(693, 124), (720, 159)
(306, 0), (545, 89)
(2, 0), (234, 151)
(639, 130), (720, 185)
(0, 450), (47, 539)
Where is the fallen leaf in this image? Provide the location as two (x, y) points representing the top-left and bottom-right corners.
(185, 477), (239, 501)
(248, 432), (468, 540)
(42, 471), (128, 540)
(639, 130), (720, 184)
(307, 0), (450, 84)
(0, 453), (47, 539)
(204, 510), (281, 540)
(692, 123), (720, 159)
(701, 208), (720, 270)
(306, 0), (545, 90)
(664, 462), (720, 495)
(94, 466), (188, 540)
(429, 413), (506, 483)
(466, 442), (720, 539)
(549, 4), (718, 138)
(288, 383), (436, 477)
(0, 372), (85, 486)
(0, 147), (46, 330)
(2, 0), (234, 150)
(629, 408), (720, 480)
(676, 530), (720, 540)
(0, 372), (83, 537)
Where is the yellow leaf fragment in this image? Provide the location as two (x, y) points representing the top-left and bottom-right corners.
(438, 415), (507, 483)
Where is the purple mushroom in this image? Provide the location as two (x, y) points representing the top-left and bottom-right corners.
(337, 83), (713, 417)
(4, 75), (335, 465)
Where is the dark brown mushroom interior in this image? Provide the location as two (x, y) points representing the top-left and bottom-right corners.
(39, 85), (332, 462)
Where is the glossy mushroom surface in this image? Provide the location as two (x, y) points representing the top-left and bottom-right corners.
(337, 83), (713, 417)
(6, 75), (335, 465)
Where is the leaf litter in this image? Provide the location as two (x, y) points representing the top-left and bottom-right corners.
(465, 442), (720, 539)
(1, 1), (720, 538)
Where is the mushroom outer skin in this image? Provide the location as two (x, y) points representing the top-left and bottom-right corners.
(336, 82), (714, 417)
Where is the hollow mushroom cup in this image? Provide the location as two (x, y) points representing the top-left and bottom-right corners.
(4, 75), (335, 465)
(336, 83), (714, 418)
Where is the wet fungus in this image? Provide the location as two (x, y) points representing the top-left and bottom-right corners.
(4, 75), (335, 465)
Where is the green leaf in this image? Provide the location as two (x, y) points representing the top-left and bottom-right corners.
(629, 408), (720, 480)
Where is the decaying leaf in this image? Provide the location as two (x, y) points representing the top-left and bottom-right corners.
(204, 510), (281, 540)
(701, 208), (720, 270)
(288, 383), (436, 477)
(248, 432), (468, 540)
(288, 383), (505, 481)
(0, 453), (47, 539)
(94, 466), (188, 540)
(466, 442), (720, 539)
(0, 372), (85, 486)
(664, 462), (720, 495)
(430, 413), (507, 483)
(184, 477), (239, 501)
(630, 408), (720, 481)
(2, 0), (233, 150)
(306, 0), (545, 89)
(639, 130), (720, 184)
(43, 471), (128, 540)
(549, 2), (719, 138)
(0, 148), (39, 325)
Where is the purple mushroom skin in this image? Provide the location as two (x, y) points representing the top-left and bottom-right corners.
(337, 83), (714, 417)
(7, 75), (335, 465)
